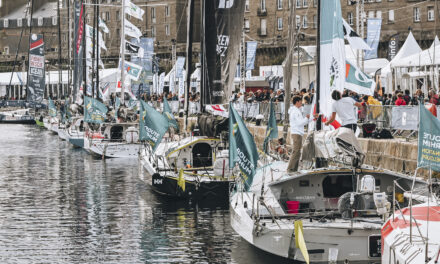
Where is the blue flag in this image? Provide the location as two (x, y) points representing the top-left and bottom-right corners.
(139, 100), (169, 152)
(48, 98), (57, 117)
(163, 97), (179, 131)
(229, 104), (259, 190)
(84, 96), (108, 124)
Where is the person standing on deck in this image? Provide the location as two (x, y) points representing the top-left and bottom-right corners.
(287, 95), (314, 172)
(325, 90), (362, 132)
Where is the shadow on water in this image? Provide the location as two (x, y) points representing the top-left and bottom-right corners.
(0, 124), (296, 264)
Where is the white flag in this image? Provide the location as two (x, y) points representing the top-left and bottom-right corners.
(159, 72), (165, 94)
(122, 60), (143, 81)
(124, 19), (142, 40)
(85, 25), (107, 51)
(342, 18), (371, 50)
(124, 0), (145, 21)
(98, 17), (109, 34)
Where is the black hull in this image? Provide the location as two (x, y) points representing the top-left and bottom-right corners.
(150, 172), (233, 201)
(0, 119), (36, 124)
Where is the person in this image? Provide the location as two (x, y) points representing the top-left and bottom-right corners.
(428, 89), (439, 105)
(287, 95), (314, 172)
(403, 89), (411, 105)
(358, 95), (369, 122)
(395, 93), (406, 106)
(325, 90), (362, 132)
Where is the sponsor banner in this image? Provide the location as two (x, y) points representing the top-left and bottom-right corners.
(125, 19), (142, 40)
(391, 106), (419, 130)
(175, 56), (185, 78)
(388, 33), (399, 61)
(84, 96), (108, 123)
(139, 100), (169, 152)
(345, 60), (375, 95)
(245, 41), (258, 70)
(27, 34), (45, 102)
(418, 104), (440, 170)
(124, 0), (145, 20)
(73, 0), (84, 101)
(365, 18), (382, 60)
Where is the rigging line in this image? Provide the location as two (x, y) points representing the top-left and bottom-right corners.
(175, 0), (189, 39)
(8, 0), (32, 90)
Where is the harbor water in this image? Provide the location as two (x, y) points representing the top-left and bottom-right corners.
(0, 124), (292, 264)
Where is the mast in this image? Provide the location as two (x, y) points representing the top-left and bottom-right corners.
(200, 0), (205, 110)
(184, 0), (194, 130)
(120, 0), (126, 104)
(82, 3), (86, 98)
(68, 0), (72, 97)
(57, 0), (63, 99)
(91, 0), (97, 99)
(26, 0), (35, 101)
(96, 1), (100, 99)
(316, 0), (322, 131)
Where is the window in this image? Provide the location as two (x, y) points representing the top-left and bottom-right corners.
(105, 12), (110, 21)
(296, 15), (301, 29)
(165, 24), (170, 36)
(388, 10), (394, 22)
(296, 0), (301, 8)
(3, 19), (8, 28)
(303, 0), (308, 8)
(151, 26), (156, 37)
(17, 19), (22, 27)
(52, 16), (57, 26)
(428, 7), (434, 21)
(260, 0), (266, 11)
(151, 7), (156, 23)
(368, 11), (375, 18)
(313, 15), (317, 28)
(37, 17), (43, 26)
(376, 10), (382, 19)
(165, 6), (170, 17)
(414, 7), (420, 22)
(277, 0), (283, 10)
(260, 19), (266, 35)
(277, 17), (283, 30)
(116, 28), (120, 38)
(245, 0), (250, 11)
(4, 46), (9, 55)
(244, 18), (250, 32)
(347, 12), (353, 25)
(116, 10), (120, 21)
(313, 0), (317, 7)
(302, 16), (308, 28)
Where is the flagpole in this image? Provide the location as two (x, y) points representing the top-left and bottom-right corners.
(316, 0), (322, 131)
(184, 0), (194, 131)
(121, 0), (126, 104)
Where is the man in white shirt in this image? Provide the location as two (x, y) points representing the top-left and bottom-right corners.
(287, 95), (313, 172)
(325, 90), (362, 131)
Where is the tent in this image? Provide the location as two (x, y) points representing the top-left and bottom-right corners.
(379, 31), (422, 92)
(391, 36), (440, 67)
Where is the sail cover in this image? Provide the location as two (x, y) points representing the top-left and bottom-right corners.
(73, 0), (84, 101)
(202, 0), (245, 105)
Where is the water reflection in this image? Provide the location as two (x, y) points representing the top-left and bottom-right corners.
(0, 124), (292, 264)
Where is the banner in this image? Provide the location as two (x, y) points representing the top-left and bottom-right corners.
(122, 60), (143, 81)
(124, 0), (145, 20)
(139, 100), (169, 152)
(245, 41), (258, 70)
(73, 0), (84, 101)
(163, 97), (179, 131)
(125, 40), (144, 57)
(263, 100), (278, 153)
(84, 96), (108, 123)
(344, 60), (375, 96)
(391, 106), (419, 130)
(418, 104), (440, 170)
(388, 33), (399, 61)
(319, 0), (345, 117)
(27, 34), (45, 102)
(365, 18), (382, 60)
(125, 18), (142, 40)
(229, 104), (259, 190)
(98, 17), (109, 33)
(85, 25), (107, 51)
(130, 38), (154, 97)
(175, 56), (185, 78)
(178, 70), (185, 97)
(159, 72), (165, 94)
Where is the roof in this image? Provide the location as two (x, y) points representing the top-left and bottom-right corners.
(392, 36), (440, 67)
(2, 2), (57, 20)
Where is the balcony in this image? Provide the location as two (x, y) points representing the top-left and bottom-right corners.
(258, 28), (267, 36)
(257, 8), (267, 16)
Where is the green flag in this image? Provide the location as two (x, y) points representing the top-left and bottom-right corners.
(114, 97), (121, 120)
(48, 98), (57, 117)
(128, 98), (138, 112)
(163, 97), (179, 131)
(84, 96), (108, 124)
(229, 104), (259, 190)
(65, 98), (71, 121)
(418, 104), (440, 171)
(139, 100), (169, 152)
(263, 100), (278, 153)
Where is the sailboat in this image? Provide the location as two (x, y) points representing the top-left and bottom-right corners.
(139, 0), (245, 200)
(229, 0), (431, 262)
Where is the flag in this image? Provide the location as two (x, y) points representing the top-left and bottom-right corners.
(114, 97), (120, 120)
(294, 221), (310, 264)
(263, 100), (278, 153)
(342, 18), (371, 50)
(84, 96), (108, 124)
(125, 19), (142, 40)
(177, 168), (185, 191)
(159, 72), (165, 94)
(128, 98), (138, 111)
(139, 100), (169, 152)
(229, 104), (259, 190)
(319, 0), (345, 118)
(163, 97), (179, 131)
(388, 33), (399, 61)
(85, 25), (107, 50)
(125, 40), (144, 58)
(418, 104), (440, 171)
(246, 41), (258, 70)
(365, 18), (382, 60)
(344, 60), (375, 96)
(123, 61), (143, 81)
(124, 0), (145, 21)
(48, 98), (57, 117)
(98, 17), (109, 33)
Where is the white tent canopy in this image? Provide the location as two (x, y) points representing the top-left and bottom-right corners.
(391, 36), (440, 67)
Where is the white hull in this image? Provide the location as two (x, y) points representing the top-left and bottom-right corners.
(58, 128), (68, 140)
(89, 141), (141, 158)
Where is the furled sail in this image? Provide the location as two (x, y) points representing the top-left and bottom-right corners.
(73, 0), (84, 102)
(202, 0), (245, 105)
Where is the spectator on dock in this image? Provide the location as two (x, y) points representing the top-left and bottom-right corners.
(429, 89), (439, 105)
(395, 93), (407, 106)
(403, 90), (411, 105)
